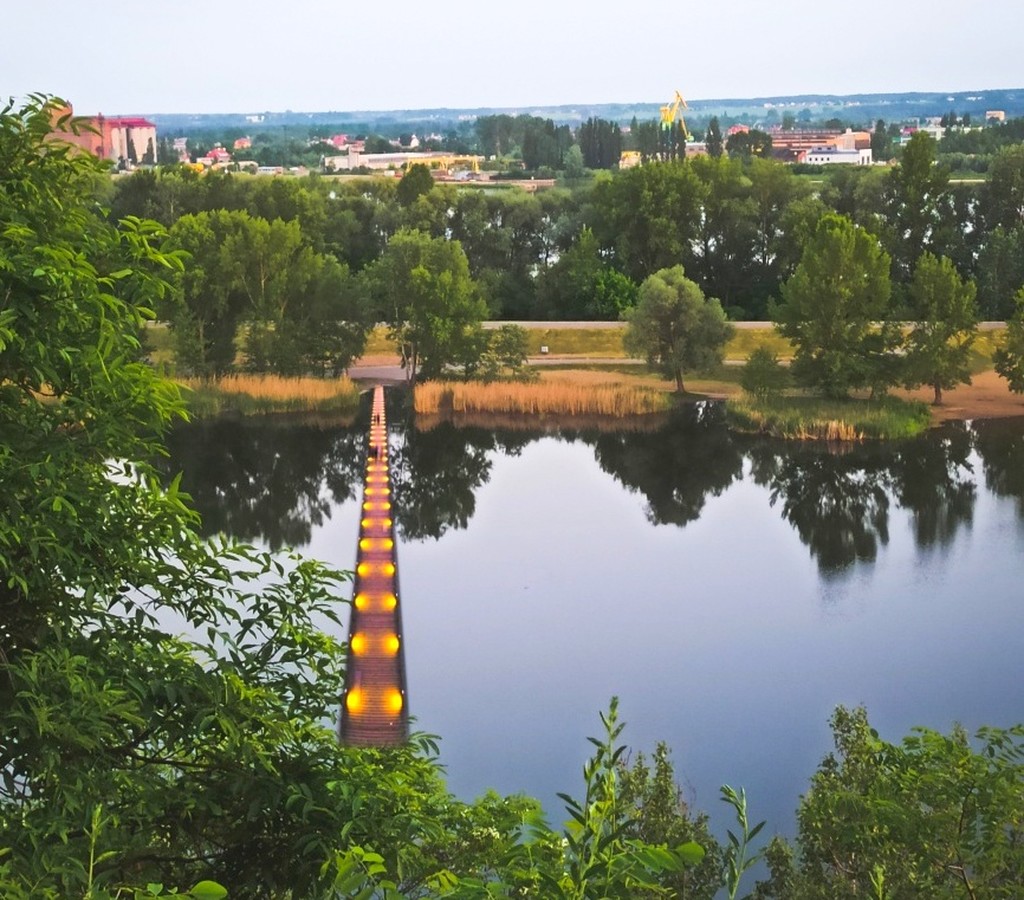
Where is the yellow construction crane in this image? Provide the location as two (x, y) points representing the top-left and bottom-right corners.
(660, 90), (691, 141)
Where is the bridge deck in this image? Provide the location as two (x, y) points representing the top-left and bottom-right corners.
(339, 385), (409, 745)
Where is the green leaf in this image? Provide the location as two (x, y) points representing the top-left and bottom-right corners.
(674, 840), (707, 866)
(189, 881), (228, 900)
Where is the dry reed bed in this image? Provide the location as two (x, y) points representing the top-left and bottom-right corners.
(180, 374), (360, 416)
(182, 374), (356, 401)
(414, 380), (670, 417)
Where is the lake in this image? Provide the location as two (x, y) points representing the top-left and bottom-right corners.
(164, 395), (1024, 843)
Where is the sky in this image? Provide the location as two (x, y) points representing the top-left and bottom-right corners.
(4, 1), (1021, 115)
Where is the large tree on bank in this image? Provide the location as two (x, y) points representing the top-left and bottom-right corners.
(365, 228), (488, 383)
(902, 252), (979, 405)
(774, 213), (897, 398)
(624, 265), (733, 393)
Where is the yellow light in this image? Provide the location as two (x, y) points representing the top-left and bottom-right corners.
(362, 501), (392, 512)
(354, 593), (368, 610)
(382, 562), (395, 576)
(385, 688), (403, 714)
(383, 634), (400, 655)
(345, 688), (364, 714)
(359, 538), (395, 552)
(356, 563), (369, 577)
(350, 633), (367, 655)
(383, 593), (397, 611)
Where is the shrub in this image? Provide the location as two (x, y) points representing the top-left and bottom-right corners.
(740, 347), (790, 400)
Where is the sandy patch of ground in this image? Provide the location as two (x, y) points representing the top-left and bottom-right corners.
(893, 370), (1024, 424)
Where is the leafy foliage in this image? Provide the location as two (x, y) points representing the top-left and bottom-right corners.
(510, 698), (707, 899)
(740, 346), (790, 400)
(774, 213), (898, 398)
(624, 265), (734, 392)
(755, 706), (1024, 899)
(366, 228), (488, 382)
(902, 252), (979, 404)
(993, 288), (1024, 392)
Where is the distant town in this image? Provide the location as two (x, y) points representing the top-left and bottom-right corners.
(51, 86), (1024, 179)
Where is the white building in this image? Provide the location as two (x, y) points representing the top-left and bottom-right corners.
(802, 146), (873, 166)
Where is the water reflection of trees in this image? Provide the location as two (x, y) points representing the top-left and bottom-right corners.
(973, 417), (1024, 517)
(589, 403), (744, 526)
(748, 442), (893, 574)
(390, 423), (497, 541)
(162, 400), (993, 569)
(163, 418), (364, 549)
(889, 422), (975, 548)
(748, 422), (977, 575)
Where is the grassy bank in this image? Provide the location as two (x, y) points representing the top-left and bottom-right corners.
(361, 323), (791, 361)
(179, 374), (361, 418)
(414, 377), (672, 418)
(726, 394), (932, 440)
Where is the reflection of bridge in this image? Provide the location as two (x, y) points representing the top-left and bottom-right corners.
(339, 386), (409, 745)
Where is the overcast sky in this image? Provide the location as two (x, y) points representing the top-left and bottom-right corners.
(4, 1), (1020, 115)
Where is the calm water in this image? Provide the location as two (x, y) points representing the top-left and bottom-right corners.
(164, 397), (1024, 840)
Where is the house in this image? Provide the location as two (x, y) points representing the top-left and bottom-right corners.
(199, 145), (232, 167)
(50, 103), (158, 166)
(800, 146), (873, 165)
(770, 128), (872, 165)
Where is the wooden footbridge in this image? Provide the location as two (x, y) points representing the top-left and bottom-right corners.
(339, 385), (409, 745)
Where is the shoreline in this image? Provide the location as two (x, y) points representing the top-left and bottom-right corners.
(348, 359), (1024, 427)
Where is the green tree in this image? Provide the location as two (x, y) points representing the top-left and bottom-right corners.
(618, 744), (724, 899)
(993, 288), (1024, 392)
(902, 252), (979, 404)
(536, 227), (637, 320)
(870, 118), (894, 162)
(757, 707), (1024, 899)
(590, 160), (706, 283)
(396, 161), (435, 207)
(975, 226), (1024, 319)
(366, 228), (488, 382)
(726, 129), (772, 159)
(705, 116), (724, 158)
(578, 116), (623, 169)
(774, 214), (897, 398)
(883, 131), (951, 285)
(163, 210), (253, 375)
(688, 154), (759, 316)
(741, 347), (790, 400)
(624, 265), (733, 392)
(478, 324), (533, 382)
(509, 699), (707, 898)
(981, 144), (1024, 231)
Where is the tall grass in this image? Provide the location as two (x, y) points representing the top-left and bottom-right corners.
(727, 395), (932, 441)
(180, 374), (361, 418)
(415, 379), (671, 418)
